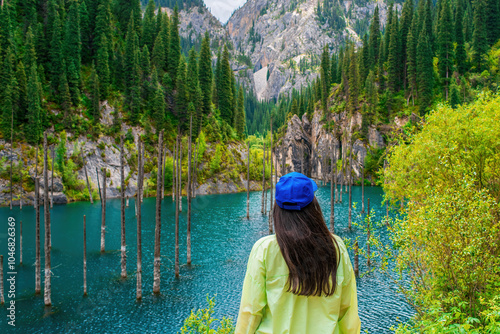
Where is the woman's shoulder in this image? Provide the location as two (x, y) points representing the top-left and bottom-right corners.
(252, 234), (277, 251)
(331, 234), (348, 254)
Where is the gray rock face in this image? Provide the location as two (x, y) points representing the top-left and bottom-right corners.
(276, 107), (387, 183)
(227, 0), (395, 100)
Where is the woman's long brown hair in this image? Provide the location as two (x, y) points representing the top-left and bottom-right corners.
(273, 197), (340, 297)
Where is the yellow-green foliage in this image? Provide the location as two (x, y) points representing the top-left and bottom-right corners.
(179, 295), (234, 334)
(384, 92), (500, 332)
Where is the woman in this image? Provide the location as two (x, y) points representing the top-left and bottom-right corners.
(235, 172), (360, 333)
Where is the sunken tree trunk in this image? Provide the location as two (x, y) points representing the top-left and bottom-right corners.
(83, 215), (87, 296)
(82, 150), (93, 204)
(35, 177), (41, 294)
(261, 142), (265, 214)
(175, 132), (180, 277)
(367, 198), (371, 266)
(187, 117), (192, 265)
(0, 255), (4, 304)
(101, 168), (107, 253)
(51, 148), (55, 208)
(43, 133), (52, 306)
(361, 155), (365, 214)
(153, 131), (163, 293)
(172, 142), (176, 202)
(330, 146), (335, 233)
(247, 142), (250, 219)
(120, 136), (126, 278)
(179, 140), (182, 212)
(348, 139), (353, 230)
(136, 139), (143, 300)
(269, 117), (273, 234)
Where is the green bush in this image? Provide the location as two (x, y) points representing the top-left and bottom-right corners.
(383, 92), (500, 331)
(178, 295), (234, 334)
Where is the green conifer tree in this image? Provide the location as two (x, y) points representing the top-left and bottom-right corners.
(437, 0), (454, 100)
(199, 33), (212, 116)
(26, 64), (42, 144)
(175, 55), (188, 125)
(368, 5), (381, 67)
(142, 0), (157, 52)
(407, 13), (418, 104)
(455, 0), (467, 75)
(417, 27), (433, 115)
(168, 5), (181, 88)
(97, 34), (110, 99)
(219, 45), (234, 124)
(89, 64), (100, 123)
(472, 0), (488, 71)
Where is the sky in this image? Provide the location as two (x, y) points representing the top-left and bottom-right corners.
(204, 0), (247, 23)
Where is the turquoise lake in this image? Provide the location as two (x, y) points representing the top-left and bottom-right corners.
(0, 185), (413, 333)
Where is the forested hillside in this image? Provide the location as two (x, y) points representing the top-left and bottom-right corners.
(0, 0), (246, 145)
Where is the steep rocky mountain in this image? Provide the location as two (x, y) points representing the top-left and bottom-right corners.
(170, 0), (394, 101)
(227, 0), (393, 101)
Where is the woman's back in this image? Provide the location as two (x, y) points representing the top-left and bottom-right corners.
(236, 234), (360, 334)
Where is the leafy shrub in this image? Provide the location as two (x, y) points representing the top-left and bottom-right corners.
(178, 295), (234, 334)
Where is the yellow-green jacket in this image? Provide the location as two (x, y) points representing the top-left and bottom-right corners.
(235, 234), (361, 334)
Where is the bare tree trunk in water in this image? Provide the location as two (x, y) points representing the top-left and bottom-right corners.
(367, 198), (371, 266)
(43, 133), (52, 306)
(82, 150), (93, 204)
(101, 168), (106, 253)
(162, 146), (167, 200)
(172, 142), (176, 202)
(175, 131), (180, 278)
(330, 146), (334, 233)
(153, 131), (163, 294)
(261, 142), (265, 214)
(20, 158), (23, 210)
(354, 240), (359, 277)
(348, 139), (353, 230)
(361, 154), (365, 214)
(247, 142), (250, 219)
(51, 148), (55, 208)
(120, 136), (126, 278)
(136, 139), (143, 300)
(179, 140), (182, 213)
(0, 255), (4, 305)
(340, 139), (344, 203)
(10, 110), (13, 210)
(187, 116), (192, 265)
(20, 220), (23, 264)
(83, 215), (87, 296)
(264, 144), (267, 214)
(35, 177), (41, 294)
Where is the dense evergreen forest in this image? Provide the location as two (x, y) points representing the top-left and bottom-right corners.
(0, 0), (246, 145)
(250, 0), (500, 138)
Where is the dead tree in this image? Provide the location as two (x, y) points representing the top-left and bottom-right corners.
(162, 145), (167, 200)
(35, 177), (41, 294)
(51, 148), (55, 208)
(81, 150), (93, 204)
(120, 136), (126, 278)
(83, 215), (87, 296)
(153, 131), (163, 293)
(175, 131), (180, 277)
(172, 142), (176, 202)
(187, 116), (193, 265)
(264, 143), (267, 214)
(361, 154), (365, 214)
(261, 142), (265, 214)
(330, 146), (334, 233)
(269, 117), (274, 234)
(96, 167), (102, 205)
(0, 255), (4, 305)
(136, 139), (144, 300)
(101, 168), (107, 253)
(193, 140), (198, 198)
(179, 139), (183, 212)
(354, 240), (359, 277)
(43, 132), (52, 306)
(367, 198), (371, 266)
(348, 139), (353, 230)
(20, 220), (23, 264)
(247, 142), (250, 219)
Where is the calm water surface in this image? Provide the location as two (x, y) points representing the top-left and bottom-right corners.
(0, 185), (413, 333)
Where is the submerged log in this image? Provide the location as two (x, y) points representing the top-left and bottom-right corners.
(83, 215), (87, 296)
(43, 132), (52, 306)
(81, 150), (93, 204)
(269, 117), (274, 234)
(330, 146), (334, 233)
(348, 140), (353, 230)
(172, 142), (176, 202)
(51, 148), (55, 208)
(247, 142), (250, 220)
(175, 132), (180, 278)
(367, 198), (371, 266)
(361, 155), (365, 214)
(187, 116), (192, 265)
(261, 142), (265, 214)
(354, 240), (359, 277)
(101, 168), (107, 253)
(153, 131), (163, 294)
(20, 220), (23, 265)
(136, 139), (143, 300)
(35, 177), (41, 294)
(120, 136), (126, 278)
(0, 255), (4, 304)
